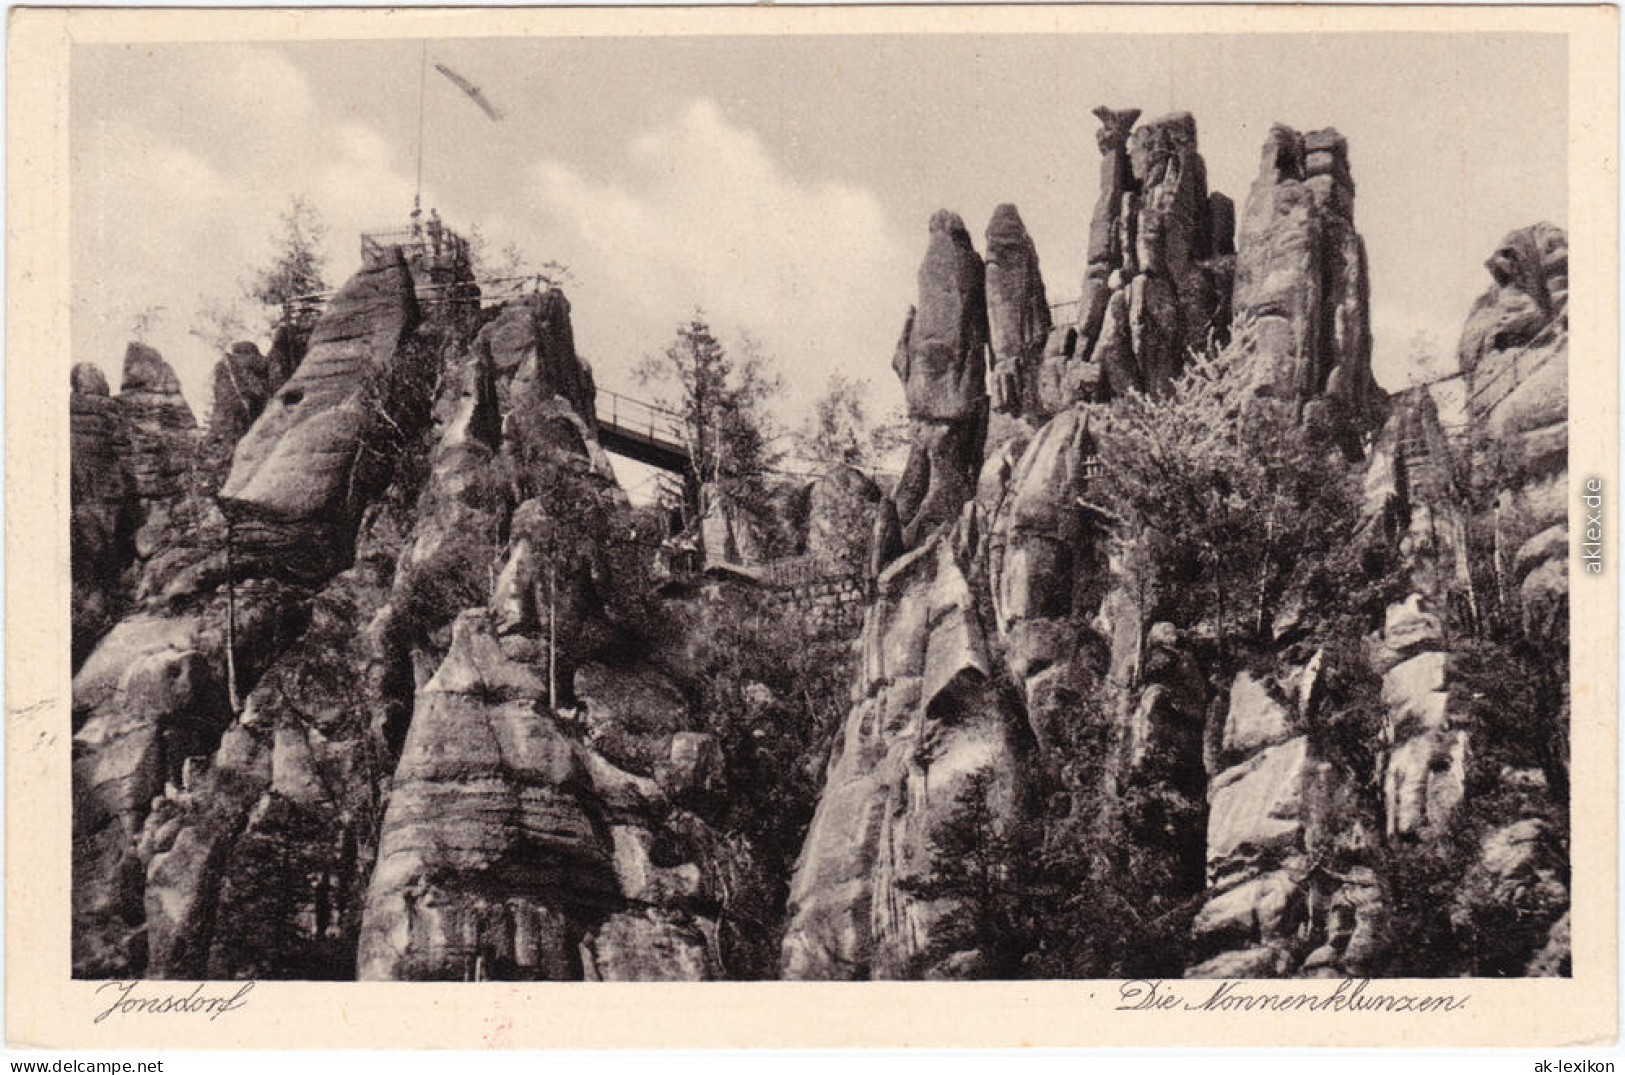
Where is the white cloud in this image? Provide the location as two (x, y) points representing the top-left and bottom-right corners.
(74, 81), (918, 446)
(72, 49), (418, 415)
(521, 99), (914, 425)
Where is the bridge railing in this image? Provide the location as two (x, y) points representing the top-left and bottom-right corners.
(597, 389), (687, 449)
(1049, 298), (1079, 327)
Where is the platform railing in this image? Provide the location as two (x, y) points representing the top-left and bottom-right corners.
(360, 227), (471, 272)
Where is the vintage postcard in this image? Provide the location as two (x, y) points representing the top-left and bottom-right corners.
(6, 3), (1618, 1050)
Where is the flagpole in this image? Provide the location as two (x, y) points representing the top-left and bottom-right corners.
(414, 40), (427, 221)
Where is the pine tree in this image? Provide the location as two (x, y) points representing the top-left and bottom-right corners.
(248, 195), (329, 314)
(897, 767), (1036, 978)
(795, 374), (907, 469)
(637, 315), (777, 485)
(635, 314), (781, 533)
(1087, 346), (1364, 656)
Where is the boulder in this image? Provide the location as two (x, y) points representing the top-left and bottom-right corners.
(699, 486), (772, 568)
(1526, 910), (1571, 977)
(1191, 869), (1298, 952)
(1222, 672), (1293, 757)
(1206, 735), (1309, 872)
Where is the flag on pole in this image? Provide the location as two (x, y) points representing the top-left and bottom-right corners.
(434, 63), (504, 121)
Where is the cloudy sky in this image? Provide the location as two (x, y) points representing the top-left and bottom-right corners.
(72, 32), (1566, 461)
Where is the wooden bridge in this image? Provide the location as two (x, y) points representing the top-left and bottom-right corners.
(595, 390), (692, 475)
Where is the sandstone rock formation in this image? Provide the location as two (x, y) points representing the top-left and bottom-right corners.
(787, 403), (1112, 977)
(72, 613), (220, 974)
(782, 533), (1028, 978)
(984, 204), (1053, 422)
(1230, 124), (1379, 444)
(879, 211), (992, 561)
(893, 211), (991, 423)
(1459, 223), (1568, 376)
(117, 343), (199, 504)
(980, 408), (1109, 742)
(208, 342), (274, 459)
(1053, 110), (1234, 404)
(219, 251), (423, 577)
(72, 126), (1571, 985)
(479, 286), (598, 431)
(71, 363), (135, 663)
(1358, 388), (1475, 837)
(356, 612), (737, 980)
(1181, 222), (1568, 979)
(1185, 652), (1385, 979)
(1075, 106), (1142, 361)
(1460, 223), (1569, 630)
(75, 248), (452, 979)
(347, 278), (774, 980)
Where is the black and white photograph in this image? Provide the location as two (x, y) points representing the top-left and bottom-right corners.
(7, 2), (1618, 1053)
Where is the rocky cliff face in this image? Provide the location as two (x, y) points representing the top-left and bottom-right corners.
(1060, 110), (1235, 403)
(786, 112), (1566, 982)
(1182, 224), (1570, 979)
(352, 283), (754, 981)
(787, 208), (1115, 978)
(71, 363), (137, 665)
(73, 115), (1569, 984)
(219, 253), (426, 581)
(355, 612), (740, 981)
(70, 344), (215, 666)
(73, 250), (436, 979)
(72, 244), (797, 981)
(1461, 223), (1569, 632)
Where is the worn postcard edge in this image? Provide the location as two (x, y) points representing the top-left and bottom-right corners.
(6, 3), (1618, 1051)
